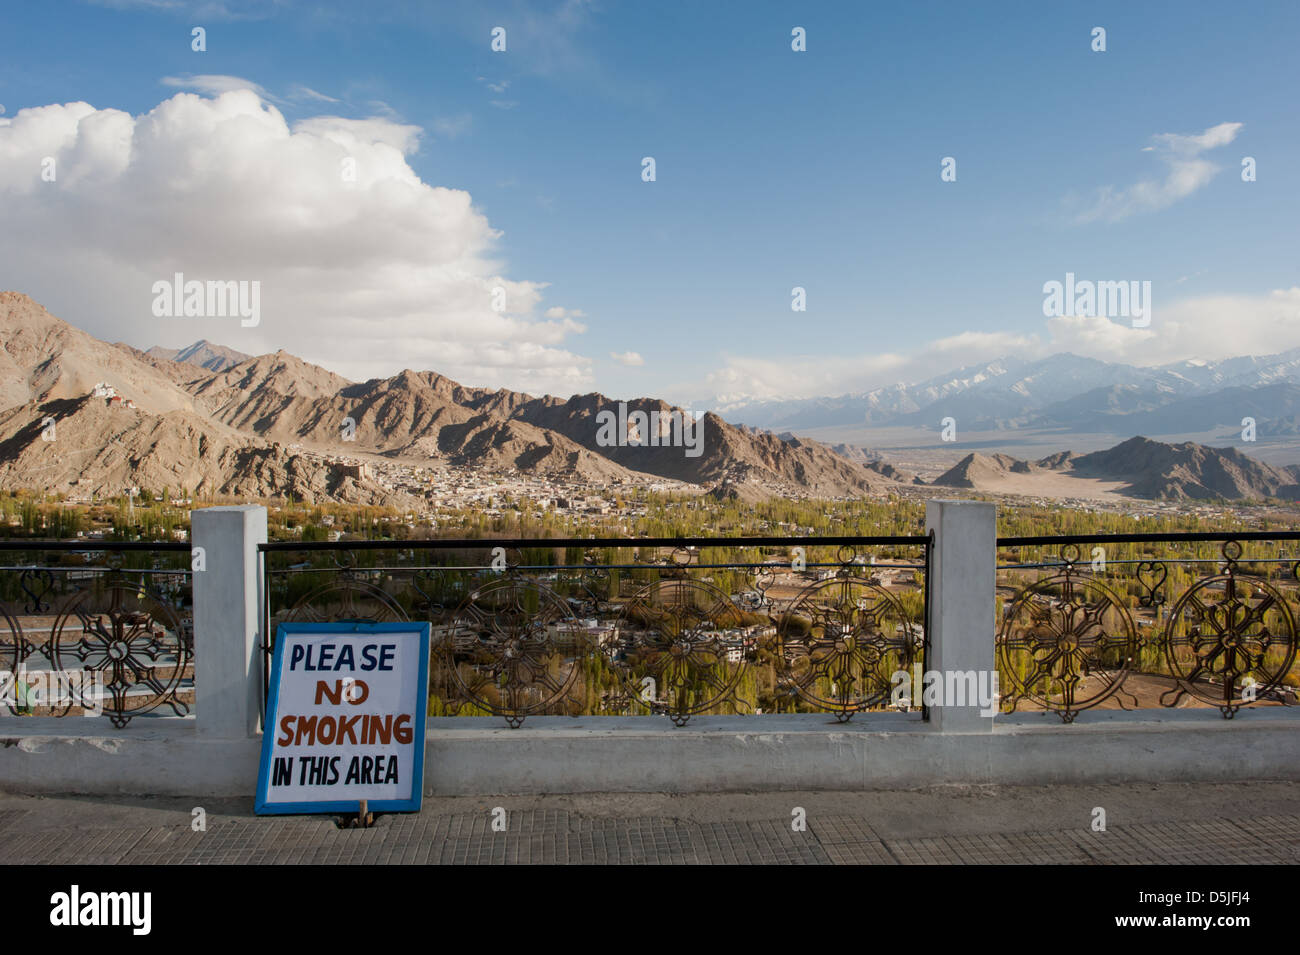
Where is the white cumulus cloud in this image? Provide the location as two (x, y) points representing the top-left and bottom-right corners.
(0, 88), (592, 395)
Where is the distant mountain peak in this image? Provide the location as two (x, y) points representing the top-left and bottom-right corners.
(716, 348), (1300, 435)
(147, 340), (251, 373)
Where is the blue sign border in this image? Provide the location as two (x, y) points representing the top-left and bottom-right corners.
(255, 621), (431, 816)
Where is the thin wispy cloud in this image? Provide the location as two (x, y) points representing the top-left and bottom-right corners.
(477, 76), (515, 109)
(1073, 122), (1243, 223)
(293, 115), (422, 153)
(707, 331), (1035, 402)
(610, 351), (645, 367)
(441, 1), (655, 109)
(161, 74), (275, 100)
(509, 0), (599, 77)
(544, 306), (586, 325)
(366, 100), (403, 121)
(432, 114), (472, 139)
(288, 84), (340, 104)
(90, 0), (288, 21)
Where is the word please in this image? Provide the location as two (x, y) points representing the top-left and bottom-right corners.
(288, 642), (395, 671)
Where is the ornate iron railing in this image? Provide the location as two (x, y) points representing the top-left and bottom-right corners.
(0, 540), (193, 728)
(260, 535), (932, 728)
(996, 532), (1300, 723)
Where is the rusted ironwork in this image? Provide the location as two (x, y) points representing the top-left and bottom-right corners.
(776, 551), (920, 722)
(49, 581), (191, 727)
(445, 574), (582, 728)
(1159, 541), (1298, 717)
(262, 534), (931, 729)
(613, 576), (749, 726)
(998, 534), (1300, 722)
(997, 548), (1138, 723)
(0, 542), (192, 726)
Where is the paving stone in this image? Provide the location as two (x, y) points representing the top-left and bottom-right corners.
(1121, 819), (1274, 865)
(995, 830), (1094, 865)
(809, 813), (883, 845)
(0, 803), (1293, 865)
(824, 841), (899, 865)
(1223, 813), (1300, 862)
(1070, 826), (1169, 865)
(692, 819), (830, 865)
(885, 837), (974, 865)
(0, 826), (149, 864)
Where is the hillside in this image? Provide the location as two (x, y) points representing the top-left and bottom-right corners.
(931, 452), (1032, 488)
(0, 292), (201, 415)
(932, 437), (1300, 501)
(145, 340), (251, 373)
(0, 394), (409, 505)
(0, 293), (901, 503)
(1072, 436), (1300, 501)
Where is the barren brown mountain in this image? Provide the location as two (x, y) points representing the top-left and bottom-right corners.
(1071, 436), (1300, 500)
(14, 291), (1286, 506)
(933, 437), (1300, 500)
(0, 292), (901, 503)
(144, 340), (251, 372)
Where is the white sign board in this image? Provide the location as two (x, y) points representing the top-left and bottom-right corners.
(256, 622), (430, 814)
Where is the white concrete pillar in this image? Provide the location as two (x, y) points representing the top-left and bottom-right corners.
(192, 505), (267, 738)
(925, 499), (997, 733)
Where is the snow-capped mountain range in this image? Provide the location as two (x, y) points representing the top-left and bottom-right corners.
(713, 350), (1300, 436)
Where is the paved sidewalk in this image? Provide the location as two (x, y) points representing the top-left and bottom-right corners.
(1, 781), (1297, 864)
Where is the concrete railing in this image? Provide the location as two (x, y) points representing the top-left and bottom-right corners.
(2, 500), (1298, 796)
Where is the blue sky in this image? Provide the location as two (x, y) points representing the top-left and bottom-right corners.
(2, 0), (1298, 405)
